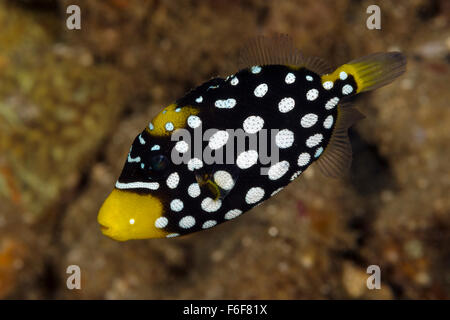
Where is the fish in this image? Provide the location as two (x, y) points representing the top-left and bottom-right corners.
(97, 34), (406, 241)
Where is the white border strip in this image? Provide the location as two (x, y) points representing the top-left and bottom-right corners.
(115, 181), (159, 190)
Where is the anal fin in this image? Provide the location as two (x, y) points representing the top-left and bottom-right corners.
(316, 104), (365, 178)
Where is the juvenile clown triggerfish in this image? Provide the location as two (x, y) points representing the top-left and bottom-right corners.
(98, 35), (406, 241)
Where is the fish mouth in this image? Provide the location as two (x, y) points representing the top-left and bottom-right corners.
(97, 189), (167, 241)
(99, 224), (110, 232)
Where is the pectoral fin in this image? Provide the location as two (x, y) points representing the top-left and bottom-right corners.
(195, 165), (239, 201)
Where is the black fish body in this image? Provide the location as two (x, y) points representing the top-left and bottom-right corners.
(97, 35), (406, 241)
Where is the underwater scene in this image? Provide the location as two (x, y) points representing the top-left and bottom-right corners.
(0, 0), (449, 300)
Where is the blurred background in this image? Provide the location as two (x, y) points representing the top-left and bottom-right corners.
(0, 0), (449, 299)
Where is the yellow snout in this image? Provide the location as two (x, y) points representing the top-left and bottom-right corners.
(97, 189), (167, 241)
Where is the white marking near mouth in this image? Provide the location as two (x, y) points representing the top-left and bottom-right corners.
(115, 181), (160, 190)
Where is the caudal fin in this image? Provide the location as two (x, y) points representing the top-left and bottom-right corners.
(323, 52), (407, 93)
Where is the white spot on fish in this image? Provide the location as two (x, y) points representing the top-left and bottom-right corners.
(267, 161), (290, 181)
(325, 97), (339, 110)
(214, 170), (234, 190)
(271, 187), (283, 196)
(323, 81), (333, 90)
(208, 85), (219, 90)
(166, 172), (180, 189)
(342, 84), (353, 95)
(127, 147), (141, 163)
(187, 183), (201, 198)
(170, 199), (184, 212)
(275, 129), (294, 149)
(179, 216), (195, 229)
(187, 158), (203, 171)
(300, 113), (318, 128)
(314, 146), (324, 158)
(245, 187), (265, 204)
(278, 97), (295, 113)
(215, 98), (236, 109)
(187, 115), (202, 128)
(251, 65), (262, 74)
(175, 141), (189, 153)
(323, 115), (334, 129)
(166, 233), (179, 238)
(290, 171), (302, 181)
(236, 150), (258, 169)
(306, 133), (323, 148)
(254, 83), (268, 98)
(243, 115), (264, 134)
(202, 220), (217, 229)
(127, 154), (141, 163)
(165, 122), (174, 131)
(201, 197), (222, 212)
(306, 88), (319, 101)
(285, 72), (296, 84)
(208, 130), (229, 150)
(155, 217), (168, 229)
(224, 209), (242, 220)
(297, 153), (311, 166)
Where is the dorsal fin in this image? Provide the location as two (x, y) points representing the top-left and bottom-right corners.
(301, 55), (334, 75)
(315, 103), (365, 178)
(238, 34), (333, 74)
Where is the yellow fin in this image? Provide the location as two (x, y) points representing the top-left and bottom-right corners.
(316, 104), (365, 178)
(322, 52), (406, 93)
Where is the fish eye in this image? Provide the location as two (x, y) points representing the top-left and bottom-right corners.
(150, 154), (169, 172)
